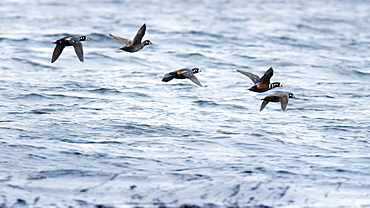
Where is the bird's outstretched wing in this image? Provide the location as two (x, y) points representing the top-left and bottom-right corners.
(187, 75), (202, 87)
(260, 100), (269, 112)
(280, 95), (289, 111)
(109, 34), (131, 45)
(237, 70), (261, 84)
(260, 67), (274, 84)
(73, 42), (84, 62)
(51, 44), (65, 63)
(133, 24), (146, 44)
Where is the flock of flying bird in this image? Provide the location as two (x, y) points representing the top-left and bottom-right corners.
(50, 23), (295, 112)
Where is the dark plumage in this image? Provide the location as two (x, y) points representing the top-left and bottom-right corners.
(109, 23), (152, 52)
(260, 93), (295, 112)
(51, 35), (87, 63)
(162, 68), (203, 87)
(237, 67), (282, 92)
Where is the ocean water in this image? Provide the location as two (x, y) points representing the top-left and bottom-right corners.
(1, 0), (370, 207)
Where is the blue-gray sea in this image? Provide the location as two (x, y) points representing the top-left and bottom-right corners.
(1, 0), (370, 207)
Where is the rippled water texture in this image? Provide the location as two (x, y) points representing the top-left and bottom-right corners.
(1, 0), (370, 207)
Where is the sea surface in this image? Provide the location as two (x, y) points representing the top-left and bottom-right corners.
(1, 0), (370, 207)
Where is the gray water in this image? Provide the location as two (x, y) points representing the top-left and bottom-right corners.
(1, 0), (370, 207)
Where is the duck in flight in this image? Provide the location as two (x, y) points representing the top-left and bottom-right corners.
(109, 23), (152, 52)
(162, 68), (203, 87)
(51, 35), (87, 63)
(237, 67), (282, 92)
(260, 93), (295, 112)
